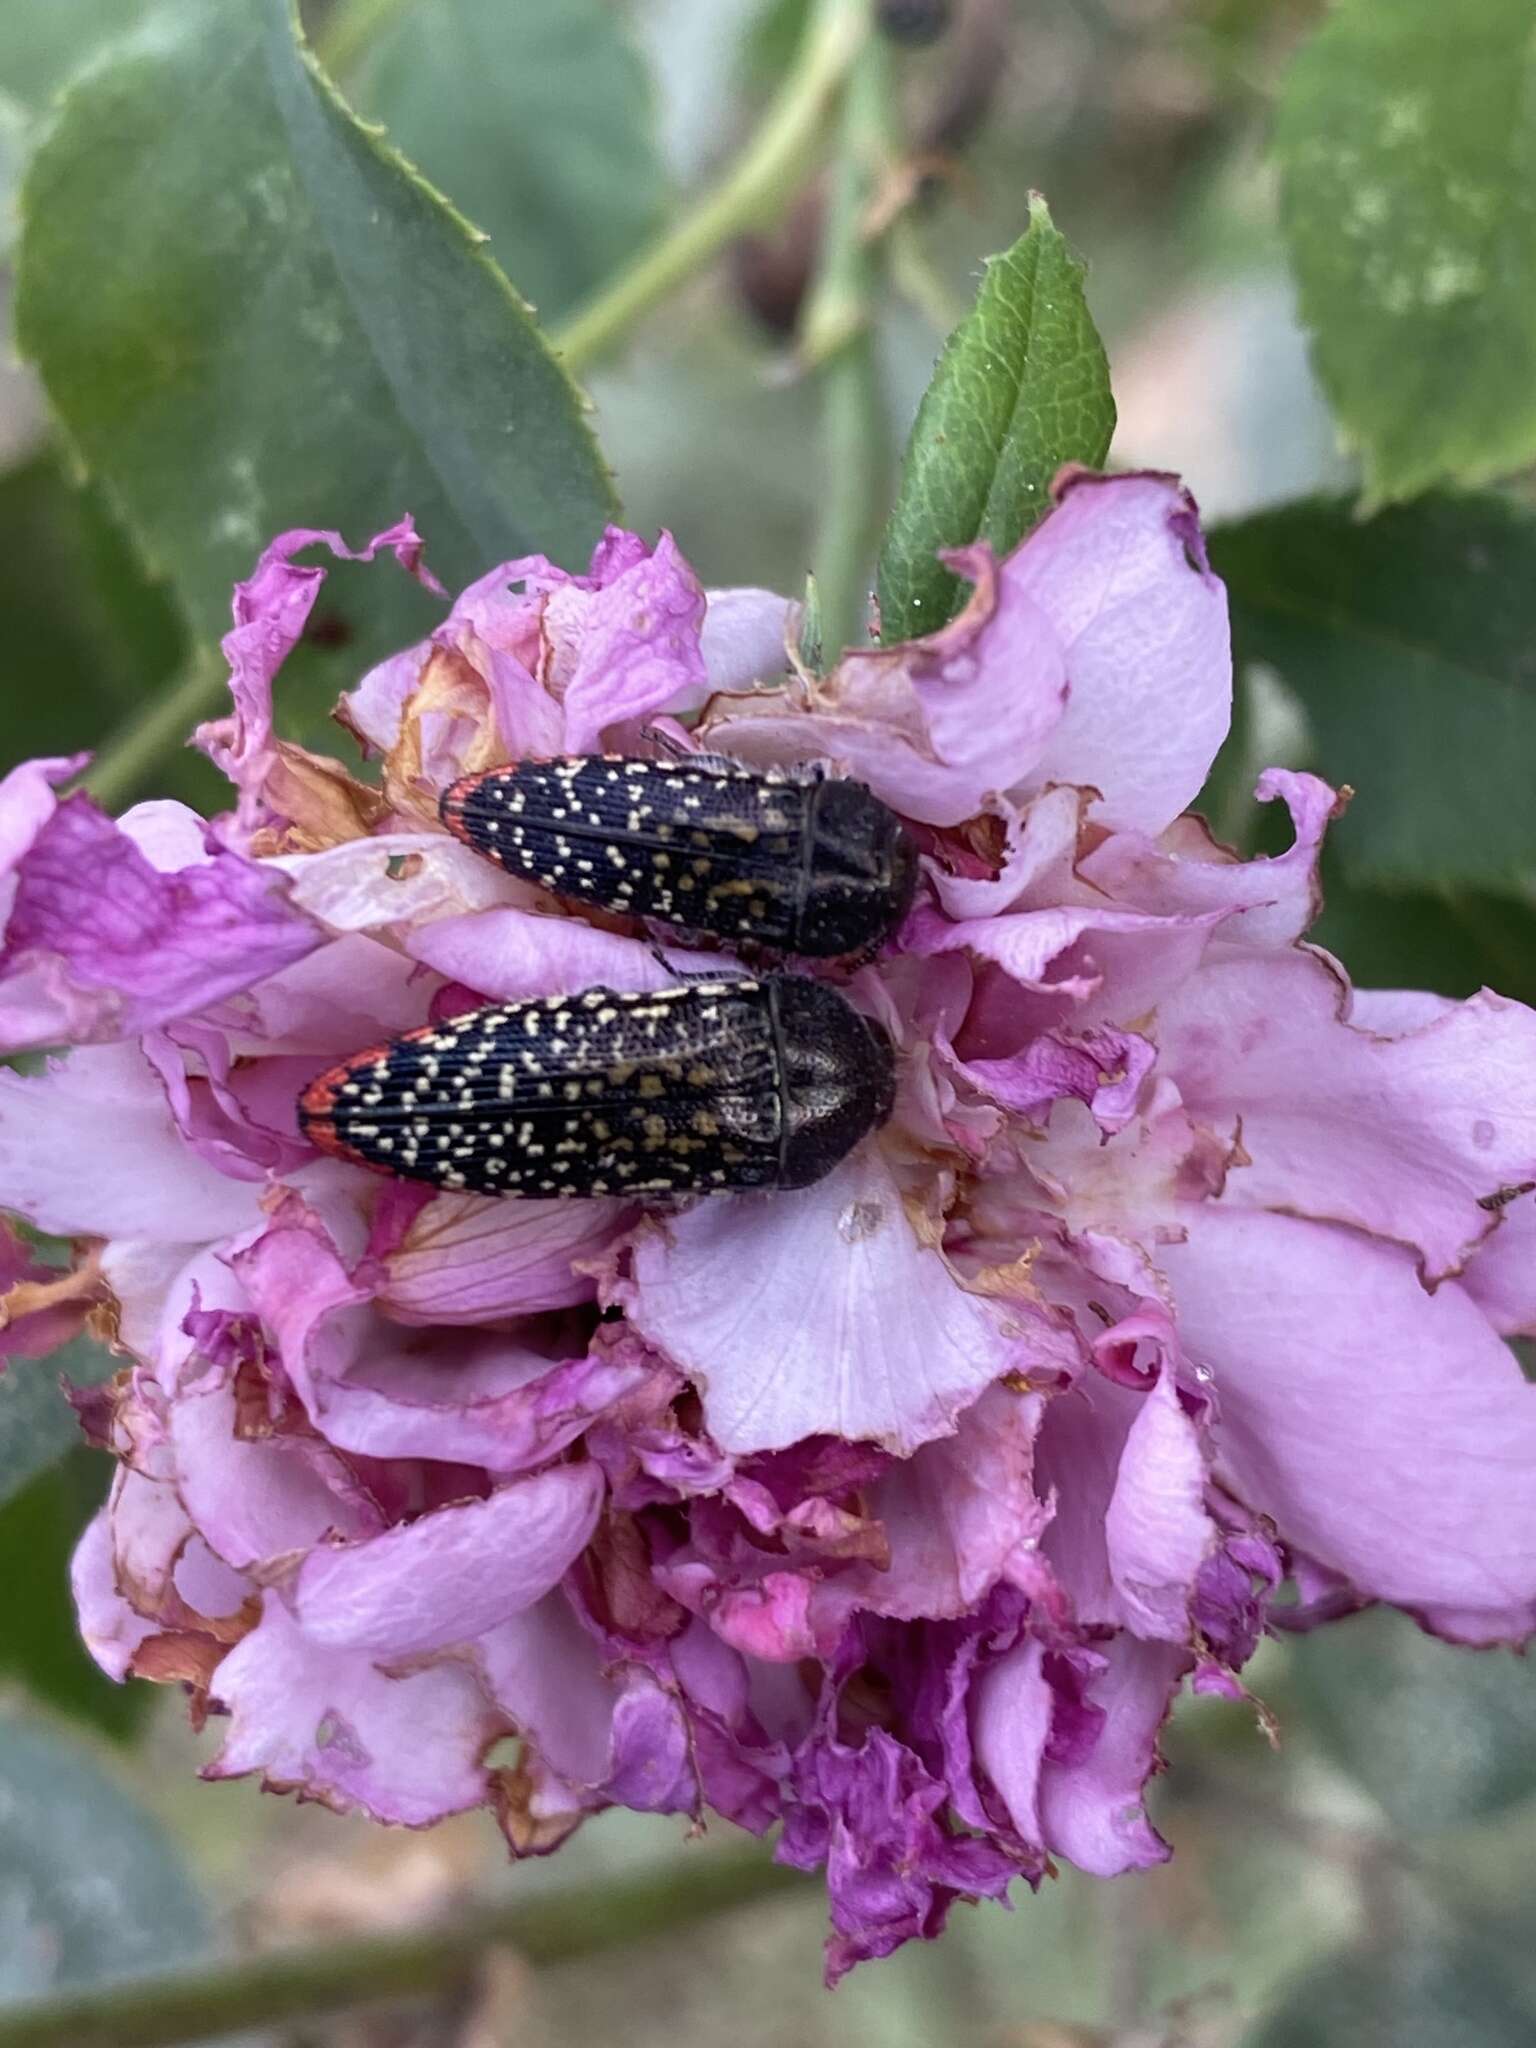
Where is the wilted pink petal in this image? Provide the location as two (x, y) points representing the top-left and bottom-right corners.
(406, 905), (674, 1002)
(205, 1593), (498, 1823)
(552, 531), (708, 751)
(0, 1045), (266, 1240)
(271, 832), (523, 934)
(0, 793), (320, 1050)
(71, 1509), (156, 1681)
(1013, 470), (1230, 836)
(623, 1148), (1075, 1455)
(699, 586), (795, 692)
(291, 1466), (603, 1655)
(1162, 1209), (1536, 1643)
(1160, 950), (1536, 1282)
(1103, 1363), (1214, 1641)
(377, 1189), (632, 1322)
(197, 520), (441, 836)
(1037, 1636), (1188, 1876)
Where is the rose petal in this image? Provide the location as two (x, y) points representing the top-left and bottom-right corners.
(700, 587), (795, 692)
(71, 1509), (156, 1682)
(405, 906), (674, 1003)
(205, 1592), (498, 1823)
(554, 532), (708, 751)
(270, 833), (524, 934)
(0, 1045), (266, 1240)
(1163, 1208), (1536, 1643)
(378, 1190), (631, 1323)
(1014, 471), (1231, 837)
(624, 1147), (1077, 1456)
(1037, 1635), (1187, 1875)
(1160, 950), (1536, 1283)
(291, 1465), (604, 1655)
(0, 794), (320, 1050)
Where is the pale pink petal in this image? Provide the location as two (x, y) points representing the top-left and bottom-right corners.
(405, 906), (674, 1003)
(970, 1636), (1053, 1850)
(0, 1045), (266, 1240)
(205, 1592), (497, 1824)
(623, 1147), (1078, 1455)
(929, 786), (1082, 922)
(1161, 950), (1536, 1282)
(71, 1509), (155, 1682)
(271, 833), (526, 934)
(196, 520), (441, 835)
(1104, 1365), (1215, 1642)
(170, 1365), (379, 1572)
(700, 587), (795, 692)
(1038, 1636), (1187, 1875)
(466, 1592), (619, 1786)
(378, 1191), (632, 1323)
(1079, 770), (1337, 948)
(0, 794), (320, 1050)
(210, 934), (428, 1056)
(0, 755), (88, 877)
(553, 532), (708, 751)
(708, 551), (1069, 827)
(1162, 1208), (1536, 1643)
(1463, 1195), (1536, 1336)
(1014, 471), (1231, 837)
(291, 1466), (604, 1655)
(905, 898), (1224, 1004)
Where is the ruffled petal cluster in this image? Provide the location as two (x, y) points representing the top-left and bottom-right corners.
(7, 479), (1535, 1978)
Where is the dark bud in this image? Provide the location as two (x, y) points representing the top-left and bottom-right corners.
(877, 0), (953, 47)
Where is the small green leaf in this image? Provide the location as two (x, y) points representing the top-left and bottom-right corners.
(0, 1706), (210, 1999)
(16, 0), (617, 707)
(0, 1332), (116, 1513)
(1276, 0), (1536, 505)
(1286, 1607), (1536, 1834)
(0, 1449), (149, 1743)
(875, 194), (1115, 644)
(1210, 493), (1536, 893)
(1246, 1934), (1534, 2048)
(347, 0), (666, 326)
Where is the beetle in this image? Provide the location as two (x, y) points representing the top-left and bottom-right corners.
(297, 975), (896, 1199)
(439, 754), (917, 960)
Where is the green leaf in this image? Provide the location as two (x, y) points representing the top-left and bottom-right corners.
(875, 193), (1115, 645)
(1246, 1934), (1534, 2048)
(0, 1331), (116, 1513)
(1310, 863), (1536, 1011)
(347, 0), (666, 326)
(16, 0), (617, 711)
(1276, 0), (1536, 505)
(1210, 493), (1536, 893)
(0, 1449), (149, 1743)
(1286, 1606), (1536, 1835)
(0, 448), (187, 740)
(0, 1706), (209, 1999)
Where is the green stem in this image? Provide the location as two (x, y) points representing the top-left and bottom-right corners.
(803, 42), (894, 655)
(0, 1851), (805, 2048)
(552, 0), (874, 376)
(81, 656), (225, 813)
(314, 0), (415, 78)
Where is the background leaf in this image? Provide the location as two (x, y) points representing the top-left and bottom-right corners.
(346, 0), (666, 326)
(1245, 1933), (1535, 2048)
(1276, 0), (1536, 504)
(875, 193), (1115, 644)
(0, 1329), (115, 1513)
(0, 1448), (148, 1743)
(0, 0), (161, 109)
(16, 0), (617, 723)
(0, 1707), (210, 1998)
(1210, 492), (1536, 893)
(1284, 1607), (1536, 1835)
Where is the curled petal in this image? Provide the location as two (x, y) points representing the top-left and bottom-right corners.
(377, 1190), (631, 1323)
(270, 833), (524, 935)
(1079, 770), (1338, 948)
(197, 520), (441, 837)
(1161, 950), (1536, 1283)
(553, 532), (708, 751)
(0, 794), (320, 1051)
(1037, 1636), (1188, 1875)
(1013, 471), (1231, 837)
(700, 587), (795, 692)
(291, 1465), (604, 1655)
(71, 1509), (156, 1682)
(1104, 1364), (1214, 1642)
(205, 1593), (498, 1824)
